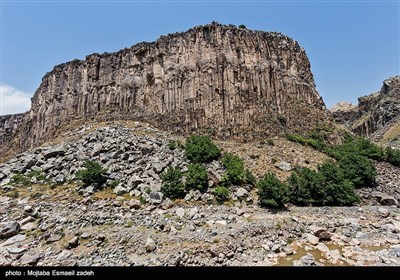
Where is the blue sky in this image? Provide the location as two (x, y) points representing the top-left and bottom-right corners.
(1, 0), (399, 115)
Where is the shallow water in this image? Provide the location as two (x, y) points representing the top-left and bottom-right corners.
(276, 244), (348, 266)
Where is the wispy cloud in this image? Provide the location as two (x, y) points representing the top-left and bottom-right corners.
(0, 84), (32, 116)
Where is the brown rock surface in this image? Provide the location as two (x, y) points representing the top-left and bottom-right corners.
(0, 22), (330, 158)
(332, 76), (400, 146)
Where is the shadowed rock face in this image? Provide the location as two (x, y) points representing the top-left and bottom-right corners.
(332, 76), (400, 143)
(0, 22), (329, 156)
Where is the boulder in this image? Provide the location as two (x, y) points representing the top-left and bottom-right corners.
(145, 238), (156, 252)
(128, 199), (142, 210)
(149, 192), (163, 204)
(176, 208), (185, 219)
(373, 191), (398, 206)
(42, 145), (66, 158)
(113, 184), (128, 195)
(276, 162), (292, 171)
(236, 187), (248, 199)
(0, 221), (20, 239)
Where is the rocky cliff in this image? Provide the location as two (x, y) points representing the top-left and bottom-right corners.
(0, 22), (330, 157)
(0, 114), (25, 147)
(332, 76), (400, 146)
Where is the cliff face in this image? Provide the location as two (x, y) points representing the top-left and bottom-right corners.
(0, 114), (25, 147)
(332, 76), (400, 146)
(1, 22), (330, 156)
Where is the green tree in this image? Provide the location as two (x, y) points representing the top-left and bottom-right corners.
(318, 161), (360, 205)
(160, 167), (185, 199)
(244, 168), (257, 186)
(76, 160), (107, 186)
(213, 186), (230, 204)
(185, 163), (209, 192)
(257, 173), (289, 208)
(386, 147), (400, 167)
(185, 135), (221, 163)
(287, 167), (325, 206)
(338, 154), (376, 188)
(221, 153), (245, 185)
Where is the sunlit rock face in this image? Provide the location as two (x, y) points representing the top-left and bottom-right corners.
(0, 22), (329, 155)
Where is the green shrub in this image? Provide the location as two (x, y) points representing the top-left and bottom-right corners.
(11, 174), (31, 187)
(185, 163), (208, 192)
(306, 138), (326, 151)
(213, 186), (230, 204)
(327, 138), (385, 161)
(257, 173), (289, 208)
(386, 147), (400, 167)
(76, 160), (107, 186)
(338, 153), (376, 188)
(355, 138), (385, 161)
(244, 169), (257, 186)
(168, 140), (178, 150)
(221, 153), (245, 185)
(185, 135), (221, 163)
(287, 167), (324, 206)
(318, 161), (360, 205)
(287, 163), (360, 206)
(285, 133), (325, 151)
(286, 133), (306, 145)
(160, 167), (185, 199)
(27, 170), (46, 181)
(238, 24), (246, 29)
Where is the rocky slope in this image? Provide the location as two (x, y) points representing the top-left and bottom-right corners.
(1, 191), (400, 266)
(332, 76), (400, 147)
(0, 121), (329, 205)
(0, 22), (330, 158)
(0, 121), (400, 266)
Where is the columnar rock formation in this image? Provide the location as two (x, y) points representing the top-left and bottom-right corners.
(332, 76), (400, 144)
(0, 114), (24, 146)
(0, 22), (330, 157)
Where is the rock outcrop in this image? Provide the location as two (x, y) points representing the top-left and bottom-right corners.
(0, 114), (25, 147)
(332, 76), (400, 146)
(0, 22), (330, 157)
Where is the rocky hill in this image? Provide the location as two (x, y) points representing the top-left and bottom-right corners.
(332, 76), (400, 147)
(0, 22), (331, 159)
(0, 121), (400, 266)
(2, 23), (400, 267)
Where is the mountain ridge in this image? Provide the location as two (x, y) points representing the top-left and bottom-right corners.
(332, 76), (400, 148)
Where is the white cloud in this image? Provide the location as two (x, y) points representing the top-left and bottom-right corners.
(0, 84), (32, 116)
